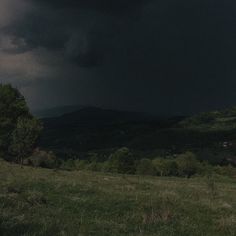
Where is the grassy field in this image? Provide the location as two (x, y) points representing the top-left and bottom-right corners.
(0, 159), (236, 236)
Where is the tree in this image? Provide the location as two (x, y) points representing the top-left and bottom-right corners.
(0, 84), (29, 157)
(152, 158), (178, 176)
(0, 84), (42, 163)
(10, 117), (42, 165)
(175, 152), (200, 178)
(136, 159), (156, 176)
(106, 147), (135, 174)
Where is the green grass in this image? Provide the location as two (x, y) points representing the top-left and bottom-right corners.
(0, 159), (236, 236)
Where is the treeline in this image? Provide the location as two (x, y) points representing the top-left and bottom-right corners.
(25, 148), (236, 178)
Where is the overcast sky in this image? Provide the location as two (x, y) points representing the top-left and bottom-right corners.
(0, 0), (236, 114)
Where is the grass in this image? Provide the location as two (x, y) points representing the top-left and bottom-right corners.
(0, 159), (236, 236)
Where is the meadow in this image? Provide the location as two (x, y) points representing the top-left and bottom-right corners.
(0, 159), (236, 236)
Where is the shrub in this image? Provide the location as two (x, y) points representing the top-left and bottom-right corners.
(152, 158), (178, 176)
(102, 160), (112, 172)
(175, 152), (200, 177)
(27, 149), (57, 168)
(136, 159), (156, 175)
(60, 159), (76, 171)
(74, 159), (88, 170)
(86, 161), (103, 172)
(213, 165), (236, 177)
(105, 147), (135, 174)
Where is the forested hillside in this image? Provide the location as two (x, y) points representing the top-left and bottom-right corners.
(40, 107), (236, 166)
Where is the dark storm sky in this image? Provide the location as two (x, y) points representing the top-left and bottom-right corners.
(0, 0), (236, 114)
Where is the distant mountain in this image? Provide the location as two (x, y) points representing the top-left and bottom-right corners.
(44, 106), (159, 124)
(39, 106), (184, 153)
(32, 105), (84, 118)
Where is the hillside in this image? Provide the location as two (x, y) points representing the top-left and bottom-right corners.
(39, 107), (184, 154)
(39, 107), (236, 164)
(0, 159), (236, 236)
(180, 107), (236, 131)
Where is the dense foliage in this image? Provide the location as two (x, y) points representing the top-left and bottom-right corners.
(27, 147), (236, 178)
(0, 84), (42, 163)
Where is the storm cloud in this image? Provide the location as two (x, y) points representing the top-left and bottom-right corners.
(1, 0), (236, 114)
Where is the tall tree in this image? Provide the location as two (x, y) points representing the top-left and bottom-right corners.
(10, 117), (42, 165)
(0, 84), (42, 162)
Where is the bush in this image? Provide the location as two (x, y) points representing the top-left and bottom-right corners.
(213, 165), (236, 177)
(102, 160), (112, 172)
(136, 159), (156, 175)
(60, 159), (76, 171)
(152, 158), (178, 176)
(23, 148), (235, 179)
(86, 161), (103, 172)
(175, 152), (200, 177)
(27, 149), (57, 169)
(105, 147), (135, 174)
(74, 159), (88, 170)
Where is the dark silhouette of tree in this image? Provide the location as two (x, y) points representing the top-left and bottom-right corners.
(10, 117), (42, 165)
(0, 84), (42, 163)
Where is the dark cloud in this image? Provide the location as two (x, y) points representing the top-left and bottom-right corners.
(33, 0), (150, 14)
(1, 0), (236, 114)
(4, 0), (136, 67)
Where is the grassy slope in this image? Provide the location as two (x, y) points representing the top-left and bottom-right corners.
(0, 159), (236, 236)
(180, 108), (236, 131)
